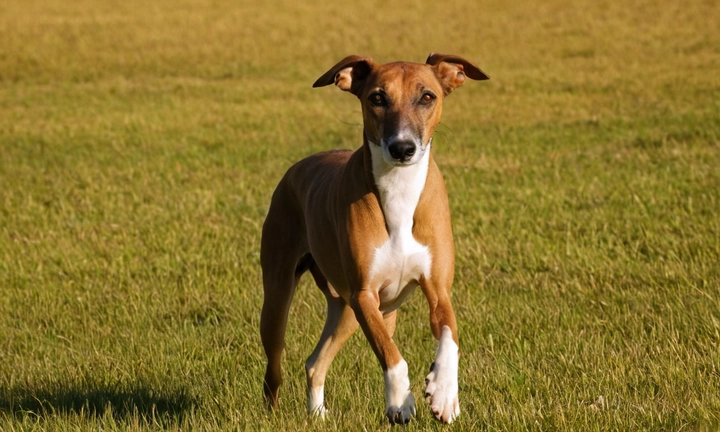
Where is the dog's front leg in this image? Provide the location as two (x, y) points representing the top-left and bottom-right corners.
(425, 324), (460, 423)
(421, 279), (461, 424)
(351, 289), (416, 425)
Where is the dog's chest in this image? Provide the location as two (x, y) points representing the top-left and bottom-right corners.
(370, 230), (431, 312)
(369, 147), (432, 312)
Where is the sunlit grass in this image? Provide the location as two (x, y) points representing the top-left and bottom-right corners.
(1, 0), (719, 430)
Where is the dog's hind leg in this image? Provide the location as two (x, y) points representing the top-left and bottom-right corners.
(260, 195), (310, 409)
(259, 260), (298, 408)
(260, 252), (312, 408)
(304, 262), (359, 418)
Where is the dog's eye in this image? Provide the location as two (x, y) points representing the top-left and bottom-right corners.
(420, 92), (436, 104)
(369, 92), (387, 107)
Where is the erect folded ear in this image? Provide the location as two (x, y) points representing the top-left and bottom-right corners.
(426, 53), (489, 95)
(312, 55), (375, 97)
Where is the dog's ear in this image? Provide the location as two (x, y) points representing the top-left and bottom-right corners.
(313, 55), (375, 97)
(426, 53), (489, 95)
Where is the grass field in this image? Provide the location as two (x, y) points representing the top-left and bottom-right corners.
(1, 0), (719, 430)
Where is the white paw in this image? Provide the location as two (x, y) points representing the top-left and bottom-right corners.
(385, 391), (416, 425)
(307, 386), (329, 419)
(384, 360), (417, 424)
(424, 326), (460, 423)
(310, 404), (329, 419)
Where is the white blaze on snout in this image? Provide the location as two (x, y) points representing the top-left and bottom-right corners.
(368, 143), (432, 312)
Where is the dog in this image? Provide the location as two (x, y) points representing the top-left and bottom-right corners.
(260, 53), (488, 424)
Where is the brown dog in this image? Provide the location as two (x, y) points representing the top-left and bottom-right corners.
(260, 53), (488, 424)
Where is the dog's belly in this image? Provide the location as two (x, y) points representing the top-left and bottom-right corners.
(370, 234), (432, 312)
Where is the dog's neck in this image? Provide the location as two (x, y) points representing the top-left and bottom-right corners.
(367, 141), (430, 235)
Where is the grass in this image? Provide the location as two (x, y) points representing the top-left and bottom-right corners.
(1, 0), (719, 430)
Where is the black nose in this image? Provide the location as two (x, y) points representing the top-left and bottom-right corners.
(388, 140), (416, 161)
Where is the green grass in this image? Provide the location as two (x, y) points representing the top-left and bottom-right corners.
(1, 0), (719, 430)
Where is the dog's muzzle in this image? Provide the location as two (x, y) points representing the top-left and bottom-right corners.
(387, 140), (417, 162)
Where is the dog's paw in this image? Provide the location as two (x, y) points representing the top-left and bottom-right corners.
(384, 359), (416, 424)
(310, 404), (329, 419)
(307, 386), (329, 419)
(424, 327), (460, 423)
(385, 391), (416, 425)
(425, 362), (459, 423)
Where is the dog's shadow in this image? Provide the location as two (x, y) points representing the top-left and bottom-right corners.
(0, 381), (196, 425)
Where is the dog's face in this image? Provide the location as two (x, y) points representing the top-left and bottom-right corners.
(313, 54), (488, 166)
(358, 62), (446, 166)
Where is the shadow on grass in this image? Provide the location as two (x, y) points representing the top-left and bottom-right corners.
(0, 382), (197, 426)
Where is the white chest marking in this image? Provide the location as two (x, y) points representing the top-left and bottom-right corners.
(368, 143), (432, 312)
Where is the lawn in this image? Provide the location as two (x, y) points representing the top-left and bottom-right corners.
(1, 0), (719, 430)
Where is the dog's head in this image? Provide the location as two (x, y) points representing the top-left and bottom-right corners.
(313, 54), (488, 166)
